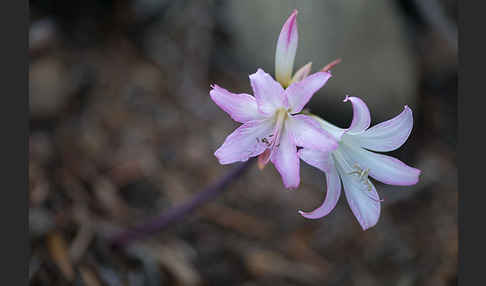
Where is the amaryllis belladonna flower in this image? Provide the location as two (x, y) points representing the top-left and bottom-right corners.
(210, 10), (338, 188)
(298, 96), (421, 229)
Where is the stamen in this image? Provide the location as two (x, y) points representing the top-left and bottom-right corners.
(261, 137), (272, 147)
(259, 109), (287, 168)
(348, 164), (373, 192)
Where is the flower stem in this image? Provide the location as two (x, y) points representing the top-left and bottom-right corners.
(110, 158), (255, 248)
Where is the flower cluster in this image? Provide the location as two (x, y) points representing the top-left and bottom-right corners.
(209, 10), (421, 230)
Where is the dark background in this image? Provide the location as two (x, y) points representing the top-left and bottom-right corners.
(29, 0), (457, 285)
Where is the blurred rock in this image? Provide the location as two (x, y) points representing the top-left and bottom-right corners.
(224, 0), (418, 120)
(29, 18), (58, 56)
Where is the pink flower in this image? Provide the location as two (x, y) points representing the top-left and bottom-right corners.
(298, 96), (421, 230)
(210, 10), (338, 189)
(210, 69), (336, 189)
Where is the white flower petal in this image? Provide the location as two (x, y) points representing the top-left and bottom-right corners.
(353, 106), (414, 152)
(334, 150), (381, 230)
(311, 116), (346, 141)
(275, 10), (298, 87)
(298, 161), (341, 219)
(287, 115), (338, 152)
(344, 96), (371, 134)
(339, 140), (421, 186)
(297, 148), (332, 173)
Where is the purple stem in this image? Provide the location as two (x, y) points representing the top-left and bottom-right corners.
(110, 158), (255, 248)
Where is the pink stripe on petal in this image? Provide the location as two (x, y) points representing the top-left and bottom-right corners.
(249, 69), (287, 115)
(275, 10), (299, 86)
(344, 96), (371, 134)
(210, 84), (264, 123)
(355, 106), (414, 152)
(214, 119), (274, 164)
(299, 163), (341, 219)
(286, 71), (331, 114)
(271, 127), (300, 189)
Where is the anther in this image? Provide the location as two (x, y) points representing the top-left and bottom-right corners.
(348, 164), (372, 192)
(261, 137), (272, 147)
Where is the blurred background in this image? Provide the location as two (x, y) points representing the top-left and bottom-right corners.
(29, 0), (457, 285)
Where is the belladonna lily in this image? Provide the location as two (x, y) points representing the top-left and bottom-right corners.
(210, 10), (339, 189)
(210, 69), (336, 189)
(298, 96), (421, 230)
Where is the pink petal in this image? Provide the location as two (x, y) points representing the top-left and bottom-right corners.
(275, 9), (298, 86)
(297, 148), (332, 173)
(287, 115), (338, 152)
(344, 96), (371, 134)
(311, 116), (346, 141)
(210, 84), (265, 123)
(271, 127), (300, 189)
(334, 150), (381, 230)
(340, 142), (421, 186)
(249, 69), (287, 115)
(290, 62), (312, 84)
(257, 108), (287, 168)
(285, 71), (332, 114)
(214, 119), (274, 164)
(298, 158), (341, 219)
(354, 106), (414, 152)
